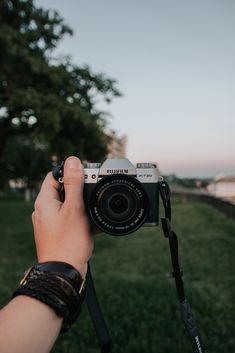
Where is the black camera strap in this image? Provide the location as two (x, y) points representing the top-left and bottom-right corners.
(159, 180), (204, 353)
(85, 180), (204, 353)
(86, 264), (111, 353)
(52, 163), (112, 352)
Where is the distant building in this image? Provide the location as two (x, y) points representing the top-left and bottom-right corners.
(107, 130), (127, 159)
(207, 174), (235, 201)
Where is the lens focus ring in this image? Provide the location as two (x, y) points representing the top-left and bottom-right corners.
(89, 174), (149, 236)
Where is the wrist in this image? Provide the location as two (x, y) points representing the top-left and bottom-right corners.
(73, 262), (88, 279)
(13, 261), (87, 333)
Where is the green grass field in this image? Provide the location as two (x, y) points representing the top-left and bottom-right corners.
(0, 197), (234, 353)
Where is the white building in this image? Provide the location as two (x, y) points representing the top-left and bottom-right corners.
(207, 176), (235, 201)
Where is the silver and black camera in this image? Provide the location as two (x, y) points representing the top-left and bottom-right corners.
(53, 158), (160, 236)
(82, 158), (160, 236)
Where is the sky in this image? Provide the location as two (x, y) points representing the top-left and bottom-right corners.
(37, 0), (235, 177)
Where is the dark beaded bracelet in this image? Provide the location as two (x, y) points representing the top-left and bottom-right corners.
(12, 262), (86, 333)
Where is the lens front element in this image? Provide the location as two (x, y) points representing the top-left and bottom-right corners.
(109, 194), (129, 214)
(89, 174), (149, 236)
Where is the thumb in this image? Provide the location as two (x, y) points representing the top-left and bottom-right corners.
(63, 156), (84, 206)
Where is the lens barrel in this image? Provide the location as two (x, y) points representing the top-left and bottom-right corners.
(89, 174), (149, 236)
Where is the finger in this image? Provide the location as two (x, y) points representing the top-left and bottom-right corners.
(37, 172), (61, 202)
(63, 156), (84, 206)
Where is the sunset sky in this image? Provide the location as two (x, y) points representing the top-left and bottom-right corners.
(38, 0), (235, 177)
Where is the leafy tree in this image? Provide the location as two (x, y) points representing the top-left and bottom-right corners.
(0, 134), (53, 199)
(0, 0), (121, 162)
(2, 134), (51, 188)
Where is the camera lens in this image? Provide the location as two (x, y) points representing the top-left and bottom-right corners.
(109, 194), (129, 214)
(89, 174), (149, 236)
(99, 186), (137, 224)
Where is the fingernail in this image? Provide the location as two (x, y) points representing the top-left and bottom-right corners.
(66, 157), (81, 170)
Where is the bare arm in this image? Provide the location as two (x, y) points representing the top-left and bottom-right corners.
(0, 296), (62, 353)
(0, 156), (93, 353)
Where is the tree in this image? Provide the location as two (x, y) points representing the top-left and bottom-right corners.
(0, 0), (121, 162)
(0, 133), (55, 199)
(1, 134), (52, 197)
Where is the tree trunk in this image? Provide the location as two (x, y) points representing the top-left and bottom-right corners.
(0, 133), (8, 162)
(24, 188), (32, 202)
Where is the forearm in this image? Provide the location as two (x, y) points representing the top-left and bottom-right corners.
(0, 157), (93, 353)
(0, 296), (62, 353)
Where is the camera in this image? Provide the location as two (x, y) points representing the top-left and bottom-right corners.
(82, 158), (159, 236)
(53, 158), (160, 236)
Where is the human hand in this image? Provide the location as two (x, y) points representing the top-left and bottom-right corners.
(32, 156), (93, 278)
